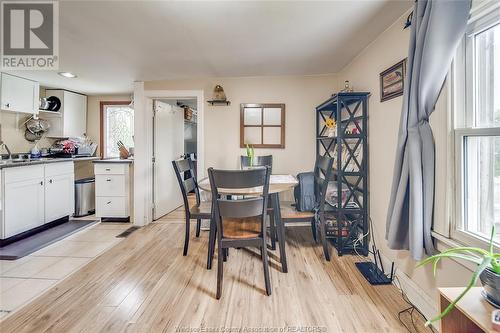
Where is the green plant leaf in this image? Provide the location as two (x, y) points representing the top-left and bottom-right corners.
(425, 256), (490, 326)
(417, 252), (483, 269)
(489, 224), (496, 254)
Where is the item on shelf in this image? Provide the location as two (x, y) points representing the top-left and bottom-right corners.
(325, 117), (336, 137)
(184, 107), (193, 120)
(46, 95), (62, 111)
(349, 120), (360, 134)
(325, 219), (352, 237)
(39, 97), (50, 110)
(340, 80), (354, 93)
(207, 84), (230, 105)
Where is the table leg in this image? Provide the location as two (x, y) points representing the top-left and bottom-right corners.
(271, 193), (288, 273)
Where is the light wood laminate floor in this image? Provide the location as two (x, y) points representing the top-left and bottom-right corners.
(0, 208), (428, 332)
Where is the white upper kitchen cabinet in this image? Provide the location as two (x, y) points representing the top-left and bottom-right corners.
(44, 89), (87, 138)
(0, 72), (40, 114)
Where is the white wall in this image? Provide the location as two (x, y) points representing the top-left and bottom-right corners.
(145, 75), (340, 177)
(0, 111), (54, 154)
(337, 10), (472, 318)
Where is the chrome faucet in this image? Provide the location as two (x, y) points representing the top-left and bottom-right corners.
(0, 124), (11, 160)
(0, 141), (12, 160)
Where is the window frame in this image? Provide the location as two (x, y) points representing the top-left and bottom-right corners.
(451, 4), (500, 250)
(99, 101), (133, 158)
(239, 103), (285, 148)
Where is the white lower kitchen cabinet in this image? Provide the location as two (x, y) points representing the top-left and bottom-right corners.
(44, 162), (75, 223)
(0, 162), (75, 240)
(94, 161), (132, 219)
(3, 168), (45, 238)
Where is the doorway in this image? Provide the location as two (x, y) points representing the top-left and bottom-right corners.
(152, 97), (200, 220)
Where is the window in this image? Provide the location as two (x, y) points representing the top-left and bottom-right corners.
(454, 7), (500, 246)
(100, 101), (134, 158)
(240, 103), (285, 148)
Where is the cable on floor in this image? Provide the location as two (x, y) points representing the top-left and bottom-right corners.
(364, 217), (436, 333)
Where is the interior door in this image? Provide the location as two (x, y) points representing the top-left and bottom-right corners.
(153, 100), (185, 219)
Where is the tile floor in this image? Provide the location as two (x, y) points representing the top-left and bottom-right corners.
(0, 218), (130, 320)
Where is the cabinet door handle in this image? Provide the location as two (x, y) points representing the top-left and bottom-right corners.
(106, 178), (111, 182)
(40, 181), (43, 185)
(5, 103), (10, 108)
(106, 201), (112, 205)
(105, 168), (111, 171)
(49, 179), (53, 184)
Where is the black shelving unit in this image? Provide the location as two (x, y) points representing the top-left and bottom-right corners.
(315, 92), (370, 256)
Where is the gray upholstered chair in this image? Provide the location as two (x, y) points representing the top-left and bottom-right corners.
(280, 154), (334, 260)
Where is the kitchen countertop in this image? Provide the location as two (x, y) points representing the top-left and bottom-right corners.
(93, 158), (134, 164)
(0, 156), (101, 169)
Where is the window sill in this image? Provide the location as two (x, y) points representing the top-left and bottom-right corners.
(431, 231), (478, 273)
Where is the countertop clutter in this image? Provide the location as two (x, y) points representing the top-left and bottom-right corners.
(0, 157), (134, 169)
(0, 156), (100, 169)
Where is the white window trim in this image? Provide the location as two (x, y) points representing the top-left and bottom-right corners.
(452, 128), (500, 250)
(447, 1), (500, 252)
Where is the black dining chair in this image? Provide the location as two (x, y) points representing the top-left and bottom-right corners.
(240, 154), (276, 249)
(280, 154), (334, 260)
(240, 155), (273, 172)
(172, 158), (211, 256)
(208, 167), (272, 299)
(313, 154), (334, 261)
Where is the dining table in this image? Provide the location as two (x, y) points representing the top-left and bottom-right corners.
(198, 174), (298, 273)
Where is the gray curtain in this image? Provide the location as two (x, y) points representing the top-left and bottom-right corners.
(386, 0), (471, 260)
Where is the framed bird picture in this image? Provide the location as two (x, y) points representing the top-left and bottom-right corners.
(380, 59), (407, 102)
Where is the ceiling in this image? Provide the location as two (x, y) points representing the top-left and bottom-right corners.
(8, 1), (412, 95)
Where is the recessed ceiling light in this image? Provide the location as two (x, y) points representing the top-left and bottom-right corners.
(58, 72), (77, 78)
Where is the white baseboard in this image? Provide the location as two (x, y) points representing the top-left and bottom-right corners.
(372, 251), (440, 331)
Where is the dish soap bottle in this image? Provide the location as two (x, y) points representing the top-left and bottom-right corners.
(30, 143), (41, 159)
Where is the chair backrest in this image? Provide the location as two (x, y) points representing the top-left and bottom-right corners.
(208, 167), (271, 239)
(314, 154), (334, 212)
(172, 158), (200, 213)
(240, 155), (273, 173)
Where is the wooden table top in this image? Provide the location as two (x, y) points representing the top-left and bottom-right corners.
(440, 287), (495, 333)
(198, 174), (298, 195)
